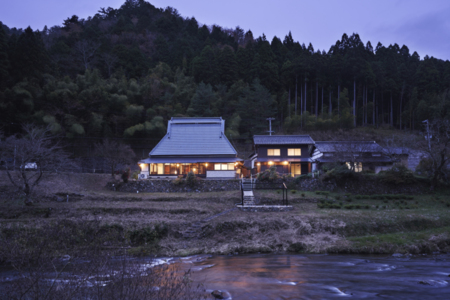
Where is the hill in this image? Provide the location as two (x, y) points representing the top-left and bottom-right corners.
(0, 0), (449, 141)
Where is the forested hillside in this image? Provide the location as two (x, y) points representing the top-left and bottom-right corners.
(1, 0), (449, 141)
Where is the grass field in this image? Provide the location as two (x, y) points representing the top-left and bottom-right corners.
(1, 171), (449, 257)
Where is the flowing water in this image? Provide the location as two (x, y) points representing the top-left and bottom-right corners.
(183, 253), (450, 299)
(1, 253), (449, 299)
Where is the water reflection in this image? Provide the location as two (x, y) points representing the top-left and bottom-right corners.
(188, 254), (450, 299)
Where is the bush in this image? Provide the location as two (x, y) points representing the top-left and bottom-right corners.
(121, 168), (131, 183)
(257, 165), (279, 182)
(320, 163), (358, 182)
(173, 175), (184, 186)
(379, 164), (416, 185)
(131, 171), (139, 180)
(185, 171), (198, 187)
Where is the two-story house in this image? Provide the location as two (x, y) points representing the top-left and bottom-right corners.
(250, 135), (315, 176)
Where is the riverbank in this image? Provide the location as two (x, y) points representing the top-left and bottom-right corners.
(1, 172), (450, 259)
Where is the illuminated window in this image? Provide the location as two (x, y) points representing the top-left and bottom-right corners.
(267, 149), (280, 156)
(214, 163), (234, 170)
(288, 148), (301, 156)
(346, 162), (362, 172)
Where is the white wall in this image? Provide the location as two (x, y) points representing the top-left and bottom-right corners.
(207, 170), (236, 178)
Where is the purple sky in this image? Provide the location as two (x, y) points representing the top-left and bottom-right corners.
(1, 0), (449, 61)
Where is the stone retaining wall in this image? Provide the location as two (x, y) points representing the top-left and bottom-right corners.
(109, 179), (240, 193)
(109, 176), (429, 195)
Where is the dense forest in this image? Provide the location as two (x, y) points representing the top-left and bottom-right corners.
(1, 0), (449, 142)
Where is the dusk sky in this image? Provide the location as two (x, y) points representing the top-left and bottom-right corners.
(1, 0), (449, 61)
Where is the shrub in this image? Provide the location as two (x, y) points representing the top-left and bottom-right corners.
(257, 165), (279, 182)
(301, 193), (305, 197)
(185, 171), (197, 187)
(131, 171), (139, 180)
(291, 190), (297, 194)
(320, 163), (358, 182)
(173, 175), (184, 186)
(121, 168), (131, 183)
(379, 164), (416, 185)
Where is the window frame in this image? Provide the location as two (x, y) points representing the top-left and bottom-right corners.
(287, 148), (301, 156)
(267, 149), (280, 156)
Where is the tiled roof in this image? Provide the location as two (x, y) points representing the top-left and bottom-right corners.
(150, 117), (237, 156)
(314, 141), (383, 153)
(253, 135), (315, 145)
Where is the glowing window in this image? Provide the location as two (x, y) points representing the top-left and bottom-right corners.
(267, 149), (280, 156)
(288, 148), (301, 156)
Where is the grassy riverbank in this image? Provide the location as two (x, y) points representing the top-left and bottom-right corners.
(1, 172), (450, 259)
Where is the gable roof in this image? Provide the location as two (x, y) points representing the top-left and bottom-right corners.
(150, 117), (237, 156)
(253, 135), (315, 145)
(314, 141), (383, 153)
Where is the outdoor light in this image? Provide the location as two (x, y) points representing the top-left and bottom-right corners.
(139, 164), (145, 169)
(205, 163), (208, 167)
(193, 168), (196, 172)
(268, 161), (273, 165)
(257, 162), (261, 166)
(177, 164), (179, 167)
(283, 161), (288, 165)
(175, 171), (177, 174)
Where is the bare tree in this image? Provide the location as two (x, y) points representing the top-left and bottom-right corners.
(74, 39), (100, 70)
(100, 52), (118, 77)
(420, 119), (450, 188)
(94, 139), (136, 177)
(0, 125), (75, 205)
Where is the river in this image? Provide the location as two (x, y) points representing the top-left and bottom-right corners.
(183, 253), (450, 299)
(1, 253), (449, 299)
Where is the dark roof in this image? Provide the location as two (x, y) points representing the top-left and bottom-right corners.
(150, 117), (237, 156)
(314, 141), (383, 153)
(316, 157), (392, 163)
(139, 157), (242, 164)
(256, 157), (312, 163)
(253, 135), (315, 145)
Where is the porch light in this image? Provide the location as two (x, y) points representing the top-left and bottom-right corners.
(205, 163), (208, 167)
(268, 161), (274, 165)
(175, 171), (177, 174)
(139, 163), (145, 169)
(283, 161), (288, 165)
(177, 164), (179, 167)
(193, 168), (196, 172)
(257, 162), (261, 166)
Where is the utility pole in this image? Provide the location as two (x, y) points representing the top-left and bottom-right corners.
(266, 118), (275, 136)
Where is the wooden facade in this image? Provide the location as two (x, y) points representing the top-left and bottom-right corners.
(251, 135), (315, 177)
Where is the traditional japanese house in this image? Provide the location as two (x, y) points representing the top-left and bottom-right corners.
(250, 135), (315, 176)
(138, 117), (242, 179)
(311, 141), (393, 173)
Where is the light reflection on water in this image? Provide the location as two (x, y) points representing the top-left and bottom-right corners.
(185, 253), (450, 300)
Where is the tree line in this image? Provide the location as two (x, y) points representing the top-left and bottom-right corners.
(0, 0), (449, 140)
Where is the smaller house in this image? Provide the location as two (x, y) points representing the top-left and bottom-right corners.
(250, 135), (315, 176)
(138, 117), (242, 179)
(311, 141), (393, 173)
